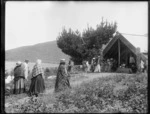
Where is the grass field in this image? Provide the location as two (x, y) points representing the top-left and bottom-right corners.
(5, 73), (147, 113)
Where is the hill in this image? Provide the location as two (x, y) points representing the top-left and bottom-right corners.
(5, 41), (70, 63)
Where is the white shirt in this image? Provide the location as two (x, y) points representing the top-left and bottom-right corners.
(23, 62), (29, 79)
(141, 61), (144, 68)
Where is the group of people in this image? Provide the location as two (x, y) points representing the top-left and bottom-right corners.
(13, 59), (45, 96)
(6, 55), (147, 96)
(82, 57), (117, 73)
(7, 59), (73, 96)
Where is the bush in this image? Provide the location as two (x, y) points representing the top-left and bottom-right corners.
(44, 67), (58, 78)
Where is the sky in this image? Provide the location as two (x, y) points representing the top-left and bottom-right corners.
(5, 1), (148, 52)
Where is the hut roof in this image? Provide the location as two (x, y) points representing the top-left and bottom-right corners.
(103, 32), (147, 62)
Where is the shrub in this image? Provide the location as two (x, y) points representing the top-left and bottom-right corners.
(44, 67), (58, 78)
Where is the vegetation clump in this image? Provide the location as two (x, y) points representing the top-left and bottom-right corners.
(6, 73), (147, 113)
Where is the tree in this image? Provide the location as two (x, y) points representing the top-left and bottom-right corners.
(57, 18), (117, 64)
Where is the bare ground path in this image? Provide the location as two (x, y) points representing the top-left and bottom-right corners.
(5, 73), (134, 108)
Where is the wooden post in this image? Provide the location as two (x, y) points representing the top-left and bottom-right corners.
(118, 39), (120, 67)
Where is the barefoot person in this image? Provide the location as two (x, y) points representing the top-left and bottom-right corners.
(55, 59), (71, 92)
(28, 59), (45, 96)
(13, 61), (26, 94)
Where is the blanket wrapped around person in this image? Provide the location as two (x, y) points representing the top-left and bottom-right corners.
(28, 59), (45, 96)
(55, 59), (71, 92)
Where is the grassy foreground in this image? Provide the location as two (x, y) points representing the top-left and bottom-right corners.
(5, 73), (147, 113)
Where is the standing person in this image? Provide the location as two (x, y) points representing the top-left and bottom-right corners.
(28, 59), (45, 97)
(129, 55), (135, 65)
(82, 60), (88, 73)
(23, 60), (29, 91)
(55, 59), (71, 92)
(67, 59), (74, 73)
(91, 58), (96, 72)
(94, 56), (101, 73)
(23, 60), (29, 80)
(141, 60), (144, 73)
(13, 61), (26, 94)
(109, 58), (114, 72)
(105, 59), (109, 72)
(86, 61), (90, 72)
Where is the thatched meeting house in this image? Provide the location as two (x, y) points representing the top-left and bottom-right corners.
(102, 32), (148, 73)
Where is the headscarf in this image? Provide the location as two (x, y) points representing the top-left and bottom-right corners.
(60, 59), (65, 64)
(32, 59), (43, 78)
(16, 61), (22, 66)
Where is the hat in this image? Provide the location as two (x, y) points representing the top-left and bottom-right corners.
(60, 59), (65, 64)
(16, 61), (22, 66)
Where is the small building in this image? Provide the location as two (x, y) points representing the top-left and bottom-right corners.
(102, 32), (147, 72)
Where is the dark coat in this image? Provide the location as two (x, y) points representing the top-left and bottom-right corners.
(14, 64), (25, 78)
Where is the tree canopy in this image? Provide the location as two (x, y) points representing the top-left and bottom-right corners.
(57, 18), (117, 64)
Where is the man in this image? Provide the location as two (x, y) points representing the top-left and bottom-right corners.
(23, 60), (29, 80)
(13, 61), (26, 94)
(91, 58), (96, 72)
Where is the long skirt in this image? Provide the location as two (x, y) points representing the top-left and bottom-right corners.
(13, 77), (25, 94)
(55, 77), (71, 92)
(28, 74), (45, 96)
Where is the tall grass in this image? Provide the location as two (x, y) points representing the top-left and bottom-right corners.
(6, 73), (147, 113)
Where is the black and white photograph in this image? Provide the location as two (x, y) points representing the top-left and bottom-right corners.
(4, 1), (148, 113)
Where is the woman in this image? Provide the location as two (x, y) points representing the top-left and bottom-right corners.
(55, 59), (71, 92)
(94, 56), (101, 73)
(68, 59), (74, 73)
(13, 61), (26, 94)
(28, 59), (45, 96)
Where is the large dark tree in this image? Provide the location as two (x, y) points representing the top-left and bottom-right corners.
(57, 18), (117, 64)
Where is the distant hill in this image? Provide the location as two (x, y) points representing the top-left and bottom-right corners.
(5, 41), (70, 63)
